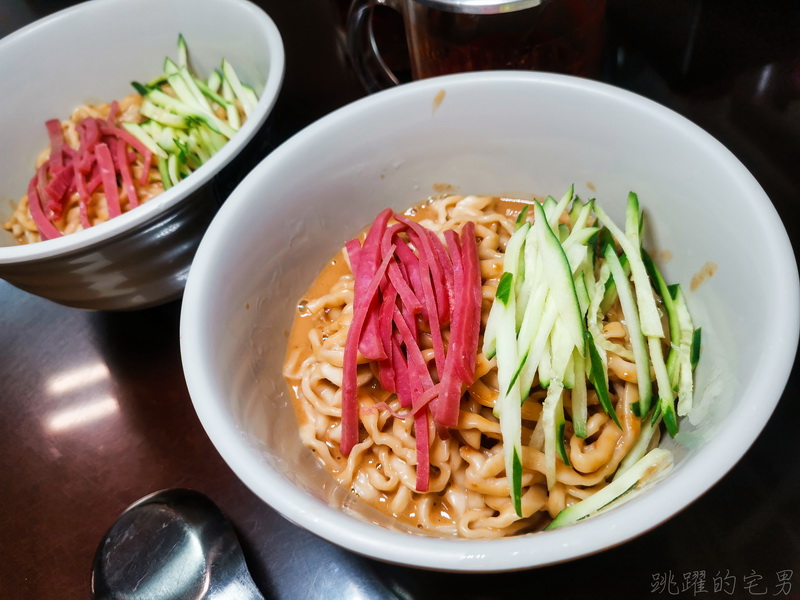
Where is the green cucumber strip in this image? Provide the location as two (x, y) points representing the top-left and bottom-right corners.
(593, 199), (663, 338)
(122, 122), (168, 159)
(240, 83), (259, 109)
(535, 202), (585, 353)
(599, 246), (629, 314)
(168, 72), (208, 111)
(195, 75), (230, 109)
(625, 191), (641, 246)
(585, 329), (620, 427)
(642, 249), (681, 385)
(131, 81), (150, 96)
(547, 184), (574, 229)
(177, 33), (189, 68)
(149, 87), (236, 139)
(550, 316), (575, 383)
(542, 380), (567, 490)
(179, 66), (213, 110)
(222, 58), (257, 116)
(157, 155), (172, 189)
(586, 262), (610, 354)
(542, 195), (558, 220)
(546, 448), (673, 529)
(691, 328), (702, 371)
(139, 100), (190, 128)
(167, 153), (181, 186)
(538, 337), (552, 389)
(562, 348), (576, 390)
(563, 226), (600, 254)
(615, 408), (660, 478)
(571, 350), (588, 438)
(221, 78), (242, 139)
(672, 286), (697, 416)
(516, 294), (558, 398)
(568, 198), (594, 234)
(493, 233), (525, 514)
(207, 68), (223, 93)
(568, 198), (583, 229)
(511, 448), (523, 517)
(575, 272), (590, 318)
(557, 223), (569, 243)
(495, 271), (513, 306)
(163, 56), (180, 77)
(516, 222), (539, 329)
(648, 336), (678, 437)
(603, 243), (652, 415)
(515, 204), (530, 230)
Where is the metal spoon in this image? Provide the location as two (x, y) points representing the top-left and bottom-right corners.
(91, 488), (265, 600)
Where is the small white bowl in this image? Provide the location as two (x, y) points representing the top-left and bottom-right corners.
(180, 71), (799, 571)
(0, 0), (284, 310)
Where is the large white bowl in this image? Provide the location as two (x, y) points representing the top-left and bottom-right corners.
(0, 0), (284, 310)
(180, 71), (799, 571)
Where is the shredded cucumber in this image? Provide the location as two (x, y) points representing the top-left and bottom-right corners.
(546, 448), (673, 529)
(484, 188), (697, 525)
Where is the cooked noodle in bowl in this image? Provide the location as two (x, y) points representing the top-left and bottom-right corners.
(284, 193), (673, 539)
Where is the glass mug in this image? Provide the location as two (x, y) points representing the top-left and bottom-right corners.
(347, 0), (607, 92)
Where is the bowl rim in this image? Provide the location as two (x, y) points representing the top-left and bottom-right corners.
(0, 0), (285, 265)
(180, 70), (800, 571)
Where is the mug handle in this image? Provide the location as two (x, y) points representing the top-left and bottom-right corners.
(347, 0), (404, 93)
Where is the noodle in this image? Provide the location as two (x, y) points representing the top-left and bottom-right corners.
(283, 195), (662, 538)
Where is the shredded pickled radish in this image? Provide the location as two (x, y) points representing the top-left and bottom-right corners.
(24, 103), (151, 240)
(340, 210), (482, 491)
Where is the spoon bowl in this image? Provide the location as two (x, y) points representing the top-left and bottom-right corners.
(91, 488), (264, 600)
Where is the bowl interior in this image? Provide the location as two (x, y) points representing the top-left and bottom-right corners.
(0, 0), (281, 254)
(181, 72), (799, 571)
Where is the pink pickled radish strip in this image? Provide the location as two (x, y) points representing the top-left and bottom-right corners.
(427, 229), (454, 324)
(107, 100), (119, 125)
(45, 119), (64, 172)
(36, 161), (56, 218)
(341, 246), (395, 456)
(345, 238), (362, 271)
(394, 238), (425, 319)
(73, 167), (92, 230)
(392, 306), (436, 415)
(78, 119), (102, 174)
(94, 143), (121, 218)
(351, 208), (393, 361)
(460, 221), (482, 382)
(26, 176), (61, 240)
(377, 281), (397, 392)
(414, 406), (431, 492)
(395, 214), (450, 325)
(435, 232), (465, 427)
(99, 123), (152, 158)
(116, 138), (139, 208)
(386, 258), (422, 315)
(391, 335), (414, 409)
(140, 150), (153, 187)
(406, 229), (446, 378)
(45, 164), (75, 208)
(381, 224), (423, 315)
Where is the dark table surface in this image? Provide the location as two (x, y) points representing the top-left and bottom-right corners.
(2, 1), (799, 598)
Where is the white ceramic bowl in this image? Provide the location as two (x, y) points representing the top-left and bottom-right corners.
(0, 0), (284, 310)
(180, 72), (799, 571)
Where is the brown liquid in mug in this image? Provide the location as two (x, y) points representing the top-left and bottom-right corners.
(406, 0), (607, 80)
